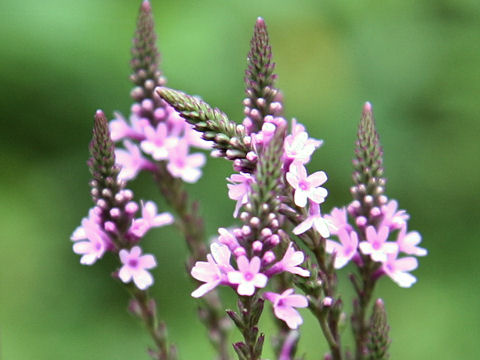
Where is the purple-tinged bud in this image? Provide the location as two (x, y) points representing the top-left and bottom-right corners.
(131, 87), (144, 99)
(101, 188), (112, 198)
(125, 201), (138, 215)
(233, 159), (243, 171)
(261, 228), (272, 238)
(96, 199), (107, 209)
(250, 217), (261, 227)
(242, 225), (251, 236)
(364, 195), (374, 205)
(91, 188), (99, 198)
(114, 193), (124, 204)
(154, 107), (166, 120)
(323, 296), (333, 307)
(269, 102), (282, 114)
(234, 247), (247, 257)
(370, 207), (381, 217)
(252, 241), (263, 252)
(89, 180), (98, 188)
(110, 208), (121, 218)
(378, 195), (388, 205)
(243, 107), (251, 116)
(104, 221), (116, 232)
(263, 251), (275, 264)
(243, 136), (252, 146)
(269, 234), (280, 246)
(144, 79), (155, 91)
(240, 212), (249, 222)
(243, 98), (252, 107)
(270, 219), (279, 229)
(356, 216), (367, 227)
(131, 103), (142, 115)
(250, 109), (261, 121)
(246, 151), (257, 162)
(210, 150), (223, 158)
(233, 228), (243, 238)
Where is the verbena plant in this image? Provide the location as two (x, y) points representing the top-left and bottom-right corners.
(71, 2), (426, 359)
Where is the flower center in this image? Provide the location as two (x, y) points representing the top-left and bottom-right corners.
(244, 272), (254, 281)
(299, 180), (309, 191)
(128, 259), (138, 268)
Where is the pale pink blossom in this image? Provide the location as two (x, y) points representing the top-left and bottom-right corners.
(191, 243), (233, 298)
(140, 123), (178, 161)
(118, 246), (157, 290)
(217, 227), (241, 252)
(286, 162), (328, 208)
(227, 172), (254, 217)
(227, 256), (268, 296)
(71, 210), (110, 265)
(109, 112), (147, 142)
(324, 207), (352, 236)
(382, 252), (418, 288)
(167, 140), (206, 183)
(293, 201), (330, 238)
(268, 243), (310, 277)
(264, 289), (308, 329)
(359, 226), (398, 263)
(396, 226), (427, 256)
(184, 123), (212, 150)
(115, 140), (155, 181)
(326, 228), (359, 269)
(283, 119), (322, 165)
(380, 200), (409, 230)
(129, 201), (174, 238)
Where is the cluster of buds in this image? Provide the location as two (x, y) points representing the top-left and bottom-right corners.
(324, 103), (426, 288)
(71, 111), (174, 290)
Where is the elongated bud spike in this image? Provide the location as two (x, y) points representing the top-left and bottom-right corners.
(352, 102), (386, 203)
(243, 17), (282, 134)
(88, 110), (120, 202)
(367, 299), (391, 360)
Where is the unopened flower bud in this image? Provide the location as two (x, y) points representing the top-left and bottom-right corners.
(234, 247), (246, 257)
(323, 296), (333, 307)
(263, 251), (275, 264)
(250, 217), (260, 227)
(125, 201), (139, 214)
(252, 241), (263, 252)
(356, 216), (367, 227)
(104, 221), (116, 232)
(110, 208), (121, 218)
(370, 207), (381, 217)
(261, 228), (272, 238)
(241, 225), (251, 236)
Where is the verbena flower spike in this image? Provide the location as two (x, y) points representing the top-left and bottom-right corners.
(72, 3), (426, 359)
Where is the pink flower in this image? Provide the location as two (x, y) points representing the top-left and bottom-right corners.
(184, 123), (212, 150)
(115, 140), (155, 181)
(396, 226), (427, 256)
(286, 162), (328, 208)
(283, 119), (323, 165)
(118, 246), (157, 290)
(324, 207), (352, 236)
(167, 140), (206, 183)
(191, 243), (233, 298)
(227, 172), (254, 217)
(264, 289), (308, 329)
(268, 243), (310, 277)
(109, 112), (147, 142)
(217, 227), (241, 252)
(71, 210), (110, 265)
(227, 256), (268, 296)
(129, 201), (174, 238)
(326, 228), (359, 269)
(359, 226), (398, 263)
(382, 252), (418, 288)
(380, 200), (409, 230)
(293, 201), (330, 238)
(140, 123), (178, 161)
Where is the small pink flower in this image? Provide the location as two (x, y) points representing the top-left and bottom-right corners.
(382, 252), (418, 288)
(283, 119), (323, 165)
(324, 207), (352, 236)
(71, 210), (110, 265)
(264, 289), (308, 329)
(115, 140), (155, 181)
(359, 226), (398, 263)
(167, 140), (206, 183)
(380, 200), (409, 230)
(227, 256), (268, 296)
(268, 243), (310, 277)
(326, 228), (359, 269)
(227, 172), (254, 217)
(140, 123), (178, 161)
(396, 226), (427, 256)
(293, 201), (330, 238)
(191, 243), (233, 298)
(286, 162), (328, 208)
(129, 201), (174, 238)
(184, 123), (213, 150)
(217, 227), (241, 252)
(109, 112), (147, 142)
(119, 246), (157, 290)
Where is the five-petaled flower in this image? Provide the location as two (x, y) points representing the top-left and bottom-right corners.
(118, 246), (157, 290)
(286, 161), (328, 208)
(227, 256), (268, 296)
(264, 288), (308, 329)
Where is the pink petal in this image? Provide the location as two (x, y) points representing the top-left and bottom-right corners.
(139, 254), (157, 269)
(283, 295), (308, 308)
(119, 266), (133, 283)
(119, 249), (130, 263)
(187, 153), (206, 168)
(227, 271), (244, 285)
(152, 213), (174, 227)
(286, 172), (299, 189)
(133, 270), (154, 290)
(275, 306), (303, 329)
(308, 187), (328, 204)
(395, 257), (418, 272)
(236, 256), (249, 272)
(294, 190), (308, 208)
(237, 282), (255, 296)
(292, 217), (314, 235)
(253, 273), (268, 288)
(307, 171), (327, 187)
(191, 281), (219, 298)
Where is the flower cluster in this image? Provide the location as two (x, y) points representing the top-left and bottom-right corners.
(322, 103), (426, 287)
(71, 111), (174, 290)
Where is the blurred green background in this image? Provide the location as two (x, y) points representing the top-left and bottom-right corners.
(1, 0), (479, 359)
